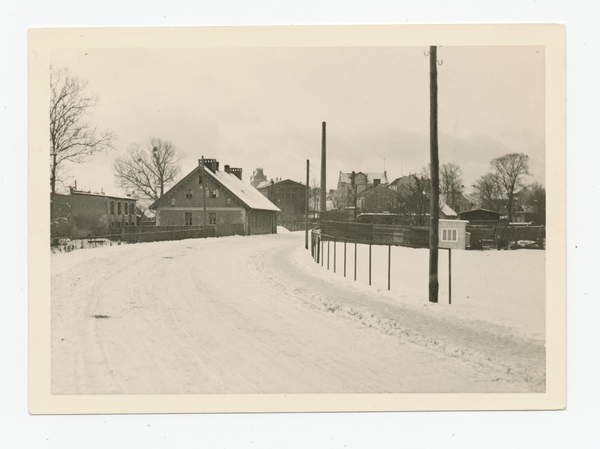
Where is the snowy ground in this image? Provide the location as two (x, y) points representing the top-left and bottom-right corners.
(51, 231), (545, 394)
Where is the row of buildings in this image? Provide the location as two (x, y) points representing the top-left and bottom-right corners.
(51, 159), (282, 240)
(51, 157), (541, 242)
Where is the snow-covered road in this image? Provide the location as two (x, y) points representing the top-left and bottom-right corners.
(51, 232), (544, 394)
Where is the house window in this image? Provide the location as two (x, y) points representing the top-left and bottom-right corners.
(171, 198), (176, 206)
(198, 175), (203, 184)
(209, 213), (216, 225)
(118, 202), (122, 215)
(186, 189), (193, 199)
(441, 228), (458, 242)
(110, 201), (115, 215)
(185, 212), (193, 226)
(226, 197), (231, 206)
(125, 221), (129, 226)
(206, 189), (218, 199)
(124, 203), (128, 214)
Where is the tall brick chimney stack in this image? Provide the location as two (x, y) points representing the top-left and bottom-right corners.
(229, 167), (243, 180)
(199, 158), (219, 173)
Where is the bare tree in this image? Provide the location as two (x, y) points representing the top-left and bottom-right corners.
(113, 138), (184, 201)
(395, 174), (431, 226)
(490, 153), (530, 222)
(440, 163), (464, 211)
(50, 66), (115, 193)
(472, 172), (503, 211)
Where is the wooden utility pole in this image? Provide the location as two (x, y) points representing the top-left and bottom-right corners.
(429, 46), (440, 303)
(305, 159), (310, 249)
(201, 155), (208, 231)
(320, 122), (326, 223)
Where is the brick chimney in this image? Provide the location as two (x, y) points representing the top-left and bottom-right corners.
(224, 165), (230, 173)
(229, 167), (243, 180)
(198, 158), (219, 173)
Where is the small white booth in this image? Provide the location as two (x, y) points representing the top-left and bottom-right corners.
(438, 219), (469, 250)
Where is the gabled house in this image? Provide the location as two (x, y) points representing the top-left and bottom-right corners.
(149, 159), (280, 235)
(256, 179), (307, 224)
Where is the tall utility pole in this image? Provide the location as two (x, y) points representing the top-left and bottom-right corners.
(320, 122), (327, 223)
(305, 159), (310, 249)
(201, 155), (208, 231)
(429, 46), (440, 303)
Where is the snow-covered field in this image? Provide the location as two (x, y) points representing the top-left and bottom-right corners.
(51, 231), (545, 394)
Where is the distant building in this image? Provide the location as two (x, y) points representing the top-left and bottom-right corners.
(336, 171), (388, 218)
(250, 167), (268, 188)
(149, 159), (280, 235)
(459, 208), (502, 224)
(51, 188), (137, 240)
(356, 183), (396, 214)
(257, 179), (307, 224)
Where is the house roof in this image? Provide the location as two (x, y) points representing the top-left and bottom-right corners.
(440, 202), (457, 217)
(256, 179), (306, 190)
(458, 208), (502, 218)
(149, 165), (280, 212)
(70, 189), (136, 202)
(356, 183), (390, 197)
(390, 175), (419, 187)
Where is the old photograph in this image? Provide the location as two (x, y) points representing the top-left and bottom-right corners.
(29, 25), (565, 413)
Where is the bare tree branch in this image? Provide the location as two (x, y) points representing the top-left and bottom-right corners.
(113, 138), (185, 202)
(50, 66), (116, 193)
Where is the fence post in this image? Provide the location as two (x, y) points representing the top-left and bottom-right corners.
(448, 248), (452, 305)
(369, 243), (372, 286)
(334, 239), (336, 273)
(344, 239), (347, 277)
(321, 237), (324, 266)
(327, 239), (330, 270)
(354, 242), (357, 281)
(388, 245), (391, 291)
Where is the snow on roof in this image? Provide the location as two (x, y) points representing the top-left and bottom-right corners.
(440, 202), (457, 217)
(209, 168), (281, 212)
(149, 165), (280, 212)
(70, 189), (136, 202)
(255, 180), (272, 190)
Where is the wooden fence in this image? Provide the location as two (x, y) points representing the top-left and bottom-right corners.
(467, 224), (545, 250)
(106, 225), (215, 243)
(320, 221), (427, 248)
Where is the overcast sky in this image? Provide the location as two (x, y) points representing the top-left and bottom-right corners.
(50, 45), (545, 195)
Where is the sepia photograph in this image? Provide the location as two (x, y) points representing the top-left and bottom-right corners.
(29, 25), (565, 413)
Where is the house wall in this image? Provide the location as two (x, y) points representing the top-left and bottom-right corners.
(248, 210), (277, 235)
(155, 172), (249, 229)
(157, 207), (245, 227)
(439, 219), (468, 250)
(69, 194), (110, 238)
(106, 197), (137, 228)
(258, 180), (306, 222)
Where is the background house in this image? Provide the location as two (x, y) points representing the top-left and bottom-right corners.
(257, 179), (307, 226)
(51, 188), (137, 240)
(336, 171), (388, 220)
(458, 208), (502, 225)
(149, 159), (280, 235)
